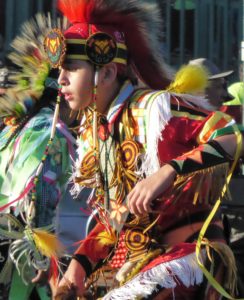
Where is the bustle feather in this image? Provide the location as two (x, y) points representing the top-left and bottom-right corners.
(0, 14), (67, 119)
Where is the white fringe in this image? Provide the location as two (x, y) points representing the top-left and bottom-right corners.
(138, 92), (172, 177)
(172, 93), (215, 111)
(102, 251), (205, 300)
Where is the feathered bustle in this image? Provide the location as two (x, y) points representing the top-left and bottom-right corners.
(0, 14), (67, 119)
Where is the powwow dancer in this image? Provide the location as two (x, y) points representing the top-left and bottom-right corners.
(0, 15), (76, 300)
(45, 0), (244, 299)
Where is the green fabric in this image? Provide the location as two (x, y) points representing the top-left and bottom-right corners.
(224, 82), (244, 106)
(0, 107), (73, 297)
(210, 124), (244, 139)
(0, 107), (71, 208)
(9, 269), (51, 300)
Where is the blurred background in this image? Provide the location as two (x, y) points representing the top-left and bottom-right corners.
(0, 0), (243, 82)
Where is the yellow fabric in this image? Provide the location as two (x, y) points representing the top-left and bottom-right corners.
(197, 111), (233, 144)
(66, 39), (127, 50)
(66, 39), (127, 65)
(172, 110), (206, 120)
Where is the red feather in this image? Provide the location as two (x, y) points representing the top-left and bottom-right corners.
(58, 0), (95, 24)
(49, 256), (59, 286)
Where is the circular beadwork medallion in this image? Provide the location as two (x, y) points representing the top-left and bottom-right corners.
(44, 29), (66, 68)
(80, 150), (96, 176)
(85, 32), (117, 65)
(124, 227), (150, 252)
(121, 140), (140, 170)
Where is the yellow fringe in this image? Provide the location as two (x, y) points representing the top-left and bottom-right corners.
(173, 163), (230, 206)
(202, 239), (238, 296)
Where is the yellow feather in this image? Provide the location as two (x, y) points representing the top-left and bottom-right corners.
(96, 230), (117, 246)
(32, 229), (64, 258)
(167, 65), (209, 94)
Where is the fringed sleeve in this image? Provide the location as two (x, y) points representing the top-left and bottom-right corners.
(167, 111), (238, 206)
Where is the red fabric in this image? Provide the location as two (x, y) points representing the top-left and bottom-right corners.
(158, 96), (212, 163)
(64, 23), (125, 44)
(75, 222), (111, 263)
(158, 116), (204, 163)
(220, 105), (242, 123)
(155, 100), (221, 230)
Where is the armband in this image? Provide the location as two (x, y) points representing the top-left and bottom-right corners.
(169, 140), (232, 175)
(72, 254), (93, 277)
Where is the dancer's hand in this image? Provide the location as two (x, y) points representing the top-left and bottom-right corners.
(31, 269), (49, 285)
(128, 164), (176, 215)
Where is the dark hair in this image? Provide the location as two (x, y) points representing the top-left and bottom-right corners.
(117, 64), (138, 86)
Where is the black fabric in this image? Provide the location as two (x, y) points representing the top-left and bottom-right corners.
(72, 254), (92, 277)
(66, 43), (128, 61)
(169, 139), (232, 175)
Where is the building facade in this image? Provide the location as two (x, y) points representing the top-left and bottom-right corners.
(159, 0), (243, 79)
(0, 0), (56, 62)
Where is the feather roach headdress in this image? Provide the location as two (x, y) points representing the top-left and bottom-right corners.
(0, 14), (67, 119)
(45, 0), (172, 89)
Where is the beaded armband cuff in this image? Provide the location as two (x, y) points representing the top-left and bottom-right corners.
(72, 254), (93, 277)
(169, 140), (232, 175)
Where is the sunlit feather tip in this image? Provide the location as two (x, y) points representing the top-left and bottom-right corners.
(33, 229), (64, 258)
(58, 0), (95, 24)
(167, 65), (209, 94)
(96, 229), (117, 246)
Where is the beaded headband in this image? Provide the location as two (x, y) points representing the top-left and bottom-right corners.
(44, 29), (128, 68)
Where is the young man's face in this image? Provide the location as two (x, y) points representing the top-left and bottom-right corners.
(58, 60), (94, 111)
